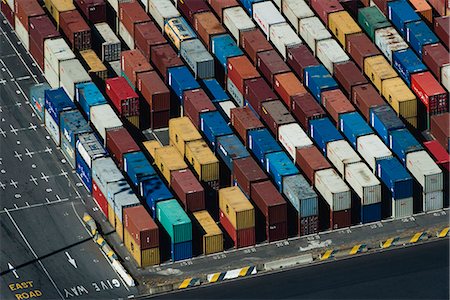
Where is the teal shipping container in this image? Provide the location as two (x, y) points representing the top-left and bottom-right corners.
(156, 199), (192, 243)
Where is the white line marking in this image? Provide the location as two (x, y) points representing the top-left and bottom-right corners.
(25, 148), (34, 158)
(8, 263), (19, 279)
(13, 204), (18, 209)
(10, 124), (18, 135)
(0, 127), (6, 137)
(29, 175), (38, 185)
(41, 172), (49, 182)
(9, 179), (18, 188)
(14, 151), (22, 161)
(0, 181), (5, 190)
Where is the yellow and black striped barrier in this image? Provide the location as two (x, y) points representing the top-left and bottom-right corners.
(207, 266), (257, 283)
(437, 227), (449, 238)
(178, 278), (201, 289)
(409, 231), (428, 243)
(380, 237), (399, 249)
(319, 249), (336, 261)
(349, 244), (367, 255)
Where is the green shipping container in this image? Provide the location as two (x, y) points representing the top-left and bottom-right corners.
(156, 199), (192, 243)
(358, 6), (391, 41)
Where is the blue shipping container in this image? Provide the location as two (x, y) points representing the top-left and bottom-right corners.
(361, 202), (382, 223)
(405, 20), (439, 58)
(392, 49), (427, 86)
(171, 241), (192, 261)
(217, 134), (250, 171)
(283, 174), (318, 218)
(76, 82), (107, 120)
(123, 151), (157, 188)
(265, 151), (299, 192)
(248, 128), (282, 166)
(30, 83), (51, 121)
(140, 176), (174, 218)
(387, 0), (421, 37)
(199, 111), (233, 150)
(60, 110), (92, 147)
(167, 66), (200, 103)
(339, 112), (374, 149)
(376, 157), (413, 199)
(389, 128), (423, 165)
(304, 65), (339, 103)
(240, 0), (265, 15)
(201, 78), (230, 102)
(76, 151), (93, 192)
(44, 88), (76, 125)
(369, 106), (405, 145)
(309, 118), (344, 155)
(211, 34), (244, 70)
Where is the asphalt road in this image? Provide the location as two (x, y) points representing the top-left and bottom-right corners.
(157, 239), (449, 299)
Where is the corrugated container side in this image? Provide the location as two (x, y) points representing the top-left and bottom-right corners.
(345, 162), (382, 205)
(219, 210), (255, 248)
(171, 169), (205, 212)
(124, 228), (160, 267)
(406, 150), (443, 193)
(315, 169), (351, 211)
(219, 187), (255, 230)
(326, 140), (361, 176)
(283, 174), (318, 217)
(156, 199), (192, 244)
(232, 156), (268, 198)
(296, 145), (331, 184)
(392, 197), (413, 219)
(185, 140), (220, 182)
(154, 146), (188, 184)
(193, 210), (223, 255)
(423, 191), (444, 211)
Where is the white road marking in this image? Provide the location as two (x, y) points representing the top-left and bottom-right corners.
(15, 75), (30, 81)
(0, 197), (70, 214)
(0, 181), (6, 190)
(13, 204), (18, 209)
(10, 124), (18, 135)
(65, 252), (78, 269)
(41, 172), (49, 182)
(25, 148), (34, 158)
(8, 263), (19, 279)
(0, 127), (6, 137)
(60, 169), (68, 179)
(13, 151), (22, 161)
(28, 122), (37, 131)
(25, 202), (30, 207)
(9, 179), (18, 188)
(29, 175), (38, 185)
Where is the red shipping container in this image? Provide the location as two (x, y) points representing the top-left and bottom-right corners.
(371, 0), (393, 14)
(244, 77), (278, 115)
(241, 29), (273, 65)
(434, 17), (449, 49)
(330, 209), (351, 229)
(29, 37), (45, 70)
(151, 44), (184, 82)
(296, 145), (332, 184)
(194, 11), (226, 50)
(334, 61), (368, 96)
(310, 0), (344, 25)
(74, 0), (106, 24)
(257, 50), (290, 87)
(183, 89), (217, 127)
(346, 33), (381, 70)
(119, 0), (151, 38)
(171, 169), (205, 212)
(14, 0), (45, 30)
(267, 221), (287, 242)
(1, 1), (14, 28)
(230, 106), (264, 146)
(321, 90), (355, 123)
(121, 50), (153, 88)
(411, 71), (448, 114)
(427, 0), (447, 16)
(227, 56), (260, 95)
(208, 0), (239, 21)
(29, 15), (59, 50)
(424, 140), (449, 171)
(178, 0), (210, 25)
(351, 84), (386, 120)
(286, 44), (320, 82)
(260, 100), (296, 136)
(137, 71), (170, 112)
(92, 180), (108, 217)
(59, 10), (91, 51)
(232, 157), (268, 197)
(274, 72), (307, 108)
(251, 180), (287, 225)
(299, 215), (319, 236)
(123, 205), (159, 249)
(291, 93), (326, 130)
(135, 22), (168, 62)
(150, 110), (170, 129)
(422, 43), (450, 82)
(106, 77), (140, 117)
(220, 210), (255, 248)
(106, 127), (140, 169)
(431, 113), (450, 151)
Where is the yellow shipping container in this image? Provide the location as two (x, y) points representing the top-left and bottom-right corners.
(108, 203), (115, 229)
(328, 11), (362, 48)
(143, 140), (162, 159)
(80, 50), (108, 81)
(219, 187), (255, 230)
(154, 146), (188, 183)
(193, 210), (223, 255)
(115, 214), (124, 241)
(44, 0), (75, 26)
(126, 115), (139, 129)
(364, 55), (398, 92)
(185, 140), (219, 182)
(382, 77), (417, 118)
(405, 116), (417, 128)
(124, 228), (160, 267)
(169, 117), (202, 156)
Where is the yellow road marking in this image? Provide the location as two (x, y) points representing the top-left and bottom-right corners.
(82, 215), (92, 222)
(210, 273), (221, 283)
(239, 266), (250, 277)
(382, 238), (395, 249)
(179, 278), (192, 289)
(438, 227), (449, 238)
(410, 232), (423, 243)
(349, 245), (361, 255)
(320, 250), (334, 260)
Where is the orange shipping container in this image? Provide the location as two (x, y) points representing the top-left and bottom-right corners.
(409, 0), (433, 23)
(274, 72), (307, 108)
(194, 11), (226, 50)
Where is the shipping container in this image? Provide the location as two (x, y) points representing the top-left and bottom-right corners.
(201, 78), (230, 102)
(423, 191), (444, 211)
(328, 11), (361, 48)
(269, 22), (302, 59)
(74, 0), (106, 24)
(30, 83), (51, 121)
(44, 88), (76, 128)
(44, 0), (75, 25)
(217, 134), (250, 171)
(424, 140), (449, 171)
(106, 77), (140, 117)
(59, 59), (91, 101)
(244, 77), (278, 115)
(92, 22), (121, 62)
(356, 133), (392, 171)
(387, 0), (421, 37)
(59, 10), (91, 51)
(260, 101), (296, 136)
(135, 21), (167, 61)
(80, 50), (108, 82)
(241, 29), (273, 65)
(156, 199), (192, 243)
(44, 38), (75, 87)
(124, 228), (160, 267)
(283, 174), (318, 217)
(210, 34), (244, 70)
(409, 0), (433, 22)
(278, 123), (312, 160)
(304, 65), (339, 103)
(290, 93), (326, 130)
(309, 118), (344, 154)
(339, 111), (374, 149)
(406, 150), (443, 193)
(382, 77), (417, 119)
(296, 145), (332, 184)
(389, 128), (423, 165)
(376, 156), (413, 200)
(257, 50), (290, 88)
(361, 202), (382, 223)
(123, 151), (156, 188)
(369, 105), (405, 145)
(177, 0), (210, 25)
(167, 66), (200, 103)
(442, 65), (450, 92)
(140, 177), (174, 217)
(431, 113), (449, 151)
(199, 111), (233, 149)
(148, 0), (180, 29)
(228, 56), (260, 96)
(230, 107), (264, 146)
(282, 0), (314, 32)
(240, 0), (264, 15)
(15, 15), (30, 51)
(411, 72), (447, 115)
(223, 6), (255, 45)
(286, 44), (320, 82)
(248, 128), (282, 166)
(217, 100), (236, 120)
(180, 39), (215, 79)
(209, 0), (239, 21)
(345, 162), (382, 205)
(164, 17), (197, 50)
(124, 205), (159, 250)
(252, 1), (284, 37)
(119, 0), (150, 40)
(106, 127), (139, 170)
(219, 209), (255, 248)
(315, 168), (351, 211)
(137, 72), (170, 123)
(299, 17), (331, 56)
(219, 186), (255, 230)
(299, 215), (319, 236)
(183, 89), (216, 128)
(60, 110), (92, 165)
(76, 133), (106, 190)
(226, 74), (244, 107)
(185, 140), (220, 182)
(391, 197), (413, 218)
(193, 11), (225, 50)
(364, 55), (398, 92)
(434, 16), (449, 49)
(405, 20), (438, 58)
(310, 0), (344, 25)
(15, 0), (45, 32)
(92, 156), (125, 200)
(330, 209), (351, 229)
(265, 151), (299, 192)
(333, 61), (368, 96)
(351, 84), (386, 120)
(154, 146), (188, 183)
(170, 240), (192, 261)
(92, 180), (108, 216)
(273, 72), (306, 108)
(345, 33), (381, 70)
(232, 156), (268, 198)
(392, 48), (427, 86)
(90, 104), (123, 142)
(169, 117), (202, 156)
(111, 186), (140, 236)
(171, 169), (205, 212)
(317, 39), (350, 74)
(192, 210), (223, 255)
(321, 90), (355, 123)
(29, 15), (60, 69)
(1, 1), (14, 29)
(151, 44), (184, 82)
(251, 180), (287, 227)
(121, 50), (153, 89)
(374, 27), (408, 63)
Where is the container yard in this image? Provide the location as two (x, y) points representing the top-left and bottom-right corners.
(0, 0), (448, 298)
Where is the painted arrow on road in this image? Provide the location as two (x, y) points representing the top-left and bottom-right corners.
(8, 263), (19, 279)
(65, 252), (77, 269)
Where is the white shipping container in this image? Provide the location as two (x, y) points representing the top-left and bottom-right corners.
(223, 7), (255, 45)
(139, 0), (149, 11)
(316, 39), (350, 74)
(423, 191), (444, 212)
(14, 16), (29, 51)
(44, 59), (60, 89)
(44, 38), (75, 73)
(326, 140), (361, 176)
(148, 0), (181, 30)
(119, 21), (134, 50)
(94, 23), (121, 62)
(273, 0), (281, 9)
(278, 123), (312, 160)
(227, 77), (244, 107)
(253, 1), (285, 37)
(282, 0), (314, 33)
(392, 197), (413, 219)
(269, 22), (302, 59)
(357, 134), (392, 171)
(345, 162), (382, 205)
(113, 189), (140, 222)
(90, 104), (123, 142)
(45, 109), (60, 146)
(299, 17), (331, 55)
(315, 168), (352, 211)
(218, 100), (237, 120)
(76, 133), (106, 168)
(406, 150), (443, 193)
(59, 59), (91, 101)
(6, 0), (13, 9)
(441, 65), (449, 92)
(92, 157), (125, 196)
(106, 0), (120, 12)
(375, 27), (408, 63)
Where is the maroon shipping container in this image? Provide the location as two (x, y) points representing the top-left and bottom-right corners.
(150, 110), (170, 129)
(74, 0), (106, 24)
(261, 100), (296, 136)
(59, 10), (91, 51)
(338, 0), (363, 18)
(286, 44), (320, 82)
(135, 22), (167, 62)
(310, 0), (344, 25)
(208, 0), (239, 21)
(106, 77), (140, 117)
(137, 71), (170, 112)
(434, 17), (449, 49)
(178, 0), (210, 25)
(123, 205), (159, 249)
(29, 37), (44, 70)
(227, 56), (260, 94)
(183, 89), (217, 127)
(428, 0), (447, 16)
(422, 43), (450, 82)
(14, 0), (45, 30)
(171, 169), (205, 212)
(151, 44), (184, 82)
(251, 181), (287, 225)
(351, 84), (386, 119)
(121, 50), (153, 88)
(241, 29), (273, 65)
(29, 15), (60, 50)
(291, 93), (326, 130)
(267, 221), (287, 242)
(371, 0), (393, 14)
(194, 11), (226, 50)
(244, 77), (278, 115)
(321, 89), (355, 123)
(119, 0), (151, 38)
(106, 127), (140, 169)
(256, 50), (290, 87)
(331, 209), (351, 229)
(334, 61), (368, 96)
(299, 215), (319, 236)
(431, 113), (449, 151)
(230, 106), (264, 146)
(296, 145), (332, 184)
(346, 33), (381, 70)
(411, 71), (447, 114)
(232, 157), (268, 197)
(1, 1), (14, 29)
(220, 210), (255, 248)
